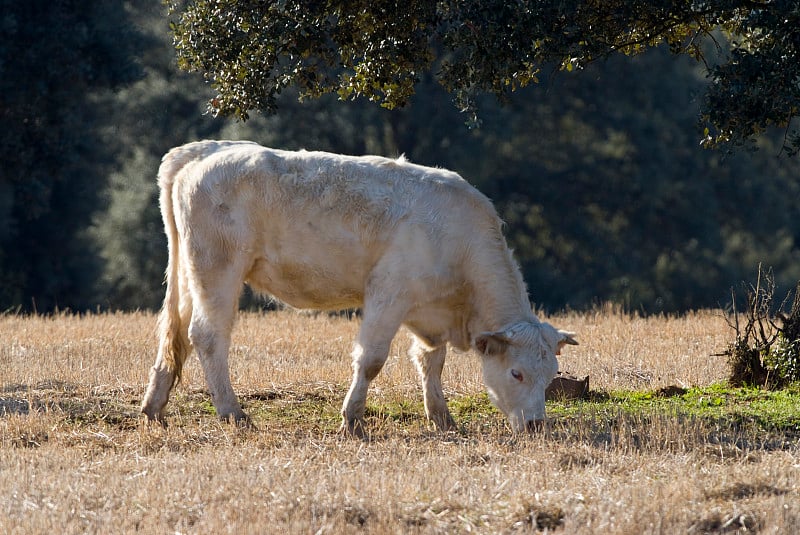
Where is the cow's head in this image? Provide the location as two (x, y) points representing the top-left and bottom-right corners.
(475, 321), (578, 432)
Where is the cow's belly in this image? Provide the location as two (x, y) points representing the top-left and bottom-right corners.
(243, 213), (377, 310)
(245, 256), (366, 310)
(239, 203), (446, 312)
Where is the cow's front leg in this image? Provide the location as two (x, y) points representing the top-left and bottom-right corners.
(340, 336), (392, 437)
(410, 339), (456, 431)
(340, 302), (404, 437)
(189, 304), (247, 424)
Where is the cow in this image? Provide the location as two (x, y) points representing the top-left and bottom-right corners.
(140, 140), (577, 434)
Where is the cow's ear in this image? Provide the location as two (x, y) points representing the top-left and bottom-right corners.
(556, 331), (578, 355)
(475, 331), (511, 356)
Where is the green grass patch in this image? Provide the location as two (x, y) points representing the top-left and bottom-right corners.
(165, 383), (799, 445)
(242, 389), (342, 432)
(547, 383), (800, 436)
(365, 399), (424, 424)
(449, 391), (497, 420)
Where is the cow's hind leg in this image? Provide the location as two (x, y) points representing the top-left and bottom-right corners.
(141, 349), (178, 424)
(410, 337), (456, 431)
(142, 266), (193, 424)
(340, 300), (406, 437)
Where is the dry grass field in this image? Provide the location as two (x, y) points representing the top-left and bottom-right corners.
(1, 308), (798, 534)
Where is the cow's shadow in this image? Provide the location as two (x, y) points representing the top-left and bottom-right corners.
(0, 380), (141, 427)
(1, 380), (77, 415)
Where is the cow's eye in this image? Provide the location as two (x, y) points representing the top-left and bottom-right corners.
(510, 369), (524, 382)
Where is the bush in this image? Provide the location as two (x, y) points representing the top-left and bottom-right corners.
(724, 267), (800, 387)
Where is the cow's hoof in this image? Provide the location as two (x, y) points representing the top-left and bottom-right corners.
(140, 411), (168, 428)
(220, 411), (253, 429)
(526, 419), (548, 433)
(431, 413), (457, 432)
(339, 418), (368, 439)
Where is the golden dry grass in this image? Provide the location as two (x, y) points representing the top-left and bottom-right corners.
(1, 308), (798, 534)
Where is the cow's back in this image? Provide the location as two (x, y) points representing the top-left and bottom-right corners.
(257, 146), (496, 233)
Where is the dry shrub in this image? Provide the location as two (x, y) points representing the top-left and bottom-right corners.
(723, 267), (800, 387)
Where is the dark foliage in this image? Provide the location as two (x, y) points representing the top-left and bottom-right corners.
(0, 0), (144, 311)
(4, 3), (800, 313)
(169, 1), (800, 153)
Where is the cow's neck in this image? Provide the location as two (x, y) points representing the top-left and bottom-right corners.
(466, 236), (536, 335)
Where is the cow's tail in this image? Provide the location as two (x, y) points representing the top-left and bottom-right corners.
(155, 144), (203, 386)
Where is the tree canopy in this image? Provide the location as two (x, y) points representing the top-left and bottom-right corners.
(169, 0), (800, 153)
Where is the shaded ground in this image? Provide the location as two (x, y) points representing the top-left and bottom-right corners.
(3, 380), (799, 451)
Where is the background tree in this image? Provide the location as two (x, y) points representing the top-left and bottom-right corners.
(0, 0), (143, 311)
(90, 1), (222, 310)
(168, 0), (800, 153)
(94, 4), (800, 312)
(3, 1), (799, 313)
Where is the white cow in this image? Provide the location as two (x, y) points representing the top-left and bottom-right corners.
(140, 140), (577, 434)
